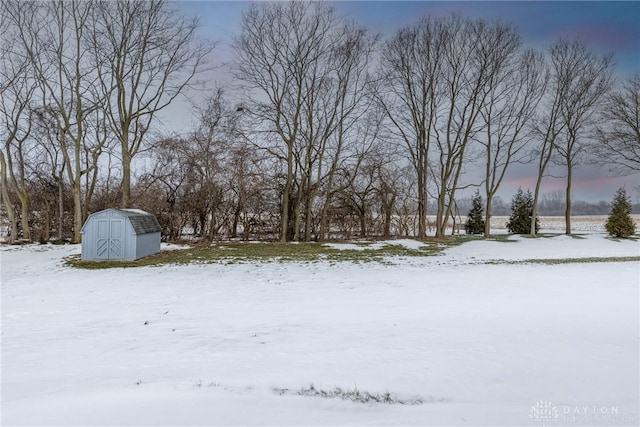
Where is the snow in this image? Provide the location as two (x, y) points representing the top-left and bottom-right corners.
(442, 233), (640, 263)
(1, 234), (639, 426)
(324, 239), (427, 251)
(120, 208), (153, 215)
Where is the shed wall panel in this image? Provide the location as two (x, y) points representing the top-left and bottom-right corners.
(109, 219), (124, 259)
(95, 219), (110, 259)
(135, 232), (161, 259)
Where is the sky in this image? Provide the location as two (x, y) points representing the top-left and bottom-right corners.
(168, 1), (640, 203)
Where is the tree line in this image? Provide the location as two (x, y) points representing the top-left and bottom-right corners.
(1, 1), (638, 243)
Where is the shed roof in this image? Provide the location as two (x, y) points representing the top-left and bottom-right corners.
(115, 209), (162, 234)
(82, 208), (162, 235)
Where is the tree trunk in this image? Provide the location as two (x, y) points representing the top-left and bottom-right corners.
(281, 144), (293, 242)
(43, 200), (51, 242)
(319, 196), (331, 242)
(435, 192), (447, 239)
(416, 150), (427, 239)
(83, 153), (101, 222)
(58, 172), (64, 240)
(484, 193), (493, 238)
(565, 163), (572, 235)
(0, 155), (18, 243)
(4, 145), (31, 241)
(293, 178), (304, 242)
(207, 214), (217, 241)
(231, 208), (240, 239)
(121, 149), (132, 208)
(531, 173), (543, 237)
(17, 191), (30, 241)
(304, 191), (313, 242)
(71, 182), (82, 244)
(382, 195), (395, 239)
(359, 203), (367, 238)
(319, 161), (340, 242)
(242, 214), (251, 241)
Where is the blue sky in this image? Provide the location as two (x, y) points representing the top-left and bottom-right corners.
(171, 1), (640, 202)
(177, 0), (639, 76)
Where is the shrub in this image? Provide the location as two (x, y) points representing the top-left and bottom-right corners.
(605, 187), (636, 238)
(464, 190), (485, 234)
(506, 188), (539, 234)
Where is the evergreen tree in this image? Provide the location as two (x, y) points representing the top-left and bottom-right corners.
(465, 190), (485, 234)
(605, 187), (636, 238)
(506, 188), (539, 234)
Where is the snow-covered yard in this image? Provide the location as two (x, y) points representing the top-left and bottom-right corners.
(1, 234), (639, 426)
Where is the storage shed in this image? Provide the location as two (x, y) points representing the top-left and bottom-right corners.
(81, 208), (161, 261)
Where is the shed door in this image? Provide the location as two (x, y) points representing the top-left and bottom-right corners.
(95, 218), (125, 260)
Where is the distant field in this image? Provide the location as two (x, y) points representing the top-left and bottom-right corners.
(421, 214), (639, 233)
(489, 214), (640, 232)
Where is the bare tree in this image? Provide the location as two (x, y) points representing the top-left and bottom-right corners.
(554, 40), (613, 234)
(186, 88), (230, 240)
(355, 141), (402, 238)
(479, 49), (547, 237)
(529, 42), (571, 236)
(137, 135), (189, 240)
(5, 1), (108, 243)
(375, 16), (444, 239)
(137, 88), (259, 241)
(0, 7), (37, 241)
(88, 0), (212, 208)
(431, 16), (521, 238)
(594, 74), (640, 175)
(530, 39), (613, 236)
(234, 2), (375, 241)
(299, 22), (377, 242)
(377, 15), (521, 239)
(234, 2), (320, 241)
(375, 162), (403, 239)
(30, 131), (67, 240)
(314, 105), (382, 242)
(225, 142), (269, 241)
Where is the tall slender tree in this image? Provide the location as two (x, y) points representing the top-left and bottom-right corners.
(479, 49), (547, 237)
(530, 42), (568, 236)
(88, 0), (212, 208)
(554, 40), (613, 234)
(4, 0), (105, 243)
(377, 15), (521, 239)
(0, 7), (38, 241)
(234, 1), (375, 241)
(234, 2), (329, 241)
(375, 16), (445, 239)
(530, 39), (613, 236)
(431, 16), (521, 238)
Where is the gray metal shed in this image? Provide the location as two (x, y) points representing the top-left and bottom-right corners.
(80, 208), (161, 261)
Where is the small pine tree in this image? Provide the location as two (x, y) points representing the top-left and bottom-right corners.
(465, 190), (485, 234)
(605, 187), (636, 238)
(506, 188), (539, 234)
